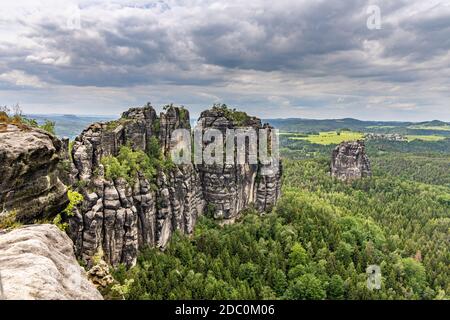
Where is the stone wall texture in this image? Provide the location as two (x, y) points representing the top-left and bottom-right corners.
(67, 104), (282, 267)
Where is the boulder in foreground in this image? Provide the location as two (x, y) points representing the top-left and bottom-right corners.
(0, 124), (68, 222)
(0, 224), (102, 300)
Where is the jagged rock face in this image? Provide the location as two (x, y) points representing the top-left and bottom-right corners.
(197, 108), (282, 219)
(0, 224), (102, 300)
(331, 140), (372, 181)
(159, 106), (191, 156)
(254, 157), (283, 213)
(72, 104), (158, 182)
(59, 138), (79, 186)
(68, 103), (282, 267)
(68, 104), (204, 267)
(0, 124), (68, 222)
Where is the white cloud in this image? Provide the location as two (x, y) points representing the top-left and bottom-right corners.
(0, 70), (46, 88)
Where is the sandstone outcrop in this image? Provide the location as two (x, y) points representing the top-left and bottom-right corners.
(68, 104), (204, 267)
(67, 103), (282, 267)
(331, 140), (371, 181)
(0, 124), (68, 222)
(196, 106), (282, 219)
(0, 104), (282, 298)
(0, 224), (102, 300)
(87, 259), (115, 290)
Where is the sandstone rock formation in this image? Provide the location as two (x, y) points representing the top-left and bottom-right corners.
(0, 224), (102, 300)
(331, 140), (372, 181)
(0, 124), (68, 222)
(67, 103), (282, 267)
(197, 106), (282, 219)
(68, 104), (204, 267)
(87, 259), (115, 290)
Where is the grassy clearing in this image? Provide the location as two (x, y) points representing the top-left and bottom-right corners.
(406, 135), (447, 142)
(366, 125), (397, 129)
(288, 131), (364, 145)
(408, 125), (450, 132)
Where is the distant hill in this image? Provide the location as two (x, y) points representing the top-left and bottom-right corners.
(27, 114), (117, 140)
(265, 118), (450, 136)
(416, 120), (449, 127)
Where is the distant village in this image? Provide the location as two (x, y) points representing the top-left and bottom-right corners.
(364, 133), (407, 142)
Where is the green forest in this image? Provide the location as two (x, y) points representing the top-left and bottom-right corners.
(106, 131), (450, 300)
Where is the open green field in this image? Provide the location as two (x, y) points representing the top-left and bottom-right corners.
(406, 135), (447, 142)
(366, 125), (397, 129)
(408, 125), (450, 131)
(287, 131), (364, 145)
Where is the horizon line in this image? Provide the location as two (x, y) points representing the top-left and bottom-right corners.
(24, 113), (449, 124)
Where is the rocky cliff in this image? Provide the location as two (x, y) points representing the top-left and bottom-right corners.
(67, 103), (282, 267)
(197, 106), (282, 219)
(67, 104), (204, 267)
(331, 140), (372, 181)
(0, 123), (68, 223)
(0, 224), (102, 300)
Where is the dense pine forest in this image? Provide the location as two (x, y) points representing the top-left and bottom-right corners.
(106, 130), (450, 300)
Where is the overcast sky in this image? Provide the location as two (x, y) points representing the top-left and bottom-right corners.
(0, 0), (449, 121)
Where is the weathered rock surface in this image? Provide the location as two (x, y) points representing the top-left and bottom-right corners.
(197, 107), (282, 219)
(0, 224), (102, 300)
(67, 103), (282, 267)
(331, 140), (372, 181)
(87, 259), (115, 290)
(0, 105), (283, 298)
(68, 104), (204, 267)
(0, 124), (68, 222)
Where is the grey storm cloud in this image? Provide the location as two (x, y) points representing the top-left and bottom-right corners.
(0, 0), (449, 120)
(191, 0), (369, 71)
